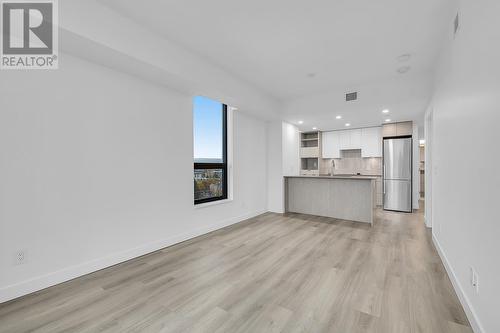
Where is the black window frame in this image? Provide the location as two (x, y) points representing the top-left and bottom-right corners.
(194, 103), (228, 205)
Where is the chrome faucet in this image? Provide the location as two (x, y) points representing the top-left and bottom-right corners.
(331, 159), (336, 176)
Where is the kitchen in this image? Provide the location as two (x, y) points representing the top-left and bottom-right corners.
(284, 120), (419, 225)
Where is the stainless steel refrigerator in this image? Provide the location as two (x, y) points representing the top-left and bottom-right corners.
(383, 137), (412, 212)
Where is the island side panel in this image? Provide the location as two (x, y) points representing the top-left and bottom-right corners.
(287, 178), (330, 217)
(286, 177), (373, 224)
(327, 179), (372, 224)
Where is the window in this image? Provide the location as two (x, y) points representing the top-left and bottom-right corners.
(193, 96), (228, 204)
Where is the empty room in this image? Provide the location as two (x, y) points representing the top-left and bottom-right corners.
(0, 0), (498, 332)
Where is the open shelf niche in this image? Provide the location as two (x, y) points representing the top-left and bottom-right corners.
(299, 131), (327, 176)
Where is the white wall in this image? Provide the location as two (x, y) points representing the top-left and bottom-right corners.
(282, 73), (433, 132)
(0, 54), (268, 302)
(266, 121), (300, 213)
(429, 1), (500, 332)
(412, 123), (420, 210)
(59, 0), (280, 119)
(282, 122), (300, 176)
(424, 107), (433, 228)
(266, 121), (284, 213)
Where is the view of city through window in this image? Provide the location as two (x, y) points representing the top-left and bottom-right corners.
(193, 96), (227, 203)
(194, 169), (223, 200)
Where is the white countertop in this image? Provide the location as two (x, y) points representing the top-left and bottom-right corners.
(284, 175), (377, 180)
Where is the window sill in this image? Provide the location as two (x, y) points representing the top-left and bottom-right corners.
(194, 198), (233, 209)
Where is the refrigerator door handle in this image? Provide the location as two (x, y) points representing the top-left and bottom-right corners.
(383, 165), (386, 194)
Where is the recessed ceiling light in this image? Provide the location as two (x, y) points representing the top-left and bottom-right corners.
(345, 123), (351, 127)
(382, 109), (389, 114)
(336, 115), (342, 119)
(385, 119), (391, 122)
(397, 54), (412, 62)
(312, 127), (318, 130)
(397, 66), (411, 74)
(298, 120), (304, 124)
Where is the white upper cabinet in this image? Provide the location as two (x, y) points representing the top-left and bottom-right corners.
(350, 129), (362, 149)
(339, 131), (351, 150)
(323, 127), (381, 158)
(322, 132), (332, 157)
(322, 131), (341, 158)
(323, 129), (362, 157)
(361, 127), (382, 157)
(339, 129), (361, 150)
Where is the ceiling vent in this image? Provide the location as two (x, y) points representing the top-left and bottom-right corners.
(346, 92), (357, 102)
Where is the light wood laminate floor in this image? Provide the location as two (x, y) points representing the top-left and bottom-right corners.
(0, 209), (472, 333)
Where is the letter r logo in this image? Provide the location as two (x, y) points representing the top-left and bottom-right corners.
(2, 2), (53, 54)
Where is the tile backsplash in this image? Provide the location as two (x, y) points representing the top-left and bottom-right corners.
(321, 149), (382, 176)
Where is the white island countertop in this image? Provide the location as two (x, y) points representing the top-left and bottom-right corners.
(284, 175), (378, 180)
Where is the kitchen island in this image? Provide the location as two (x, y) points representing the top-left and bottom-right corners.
(284, 175), (376, 225)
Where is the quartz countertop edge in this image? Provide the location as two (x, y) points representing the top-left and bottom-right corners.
(284, 175), (377, 180)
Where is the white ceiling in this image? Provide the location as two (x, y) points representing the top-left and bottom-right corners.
(285, 73), (433, 132)
(99, 0), (454, 126)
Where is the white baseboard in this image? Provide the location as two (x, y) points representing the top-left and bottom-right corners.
(0, 210), (267, 303)
(432, 234), (484, 333)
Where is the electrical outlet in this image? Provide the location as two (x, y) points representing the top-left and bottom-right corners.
(470, 267), (479, 294)
(13, 250), (27, 265)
